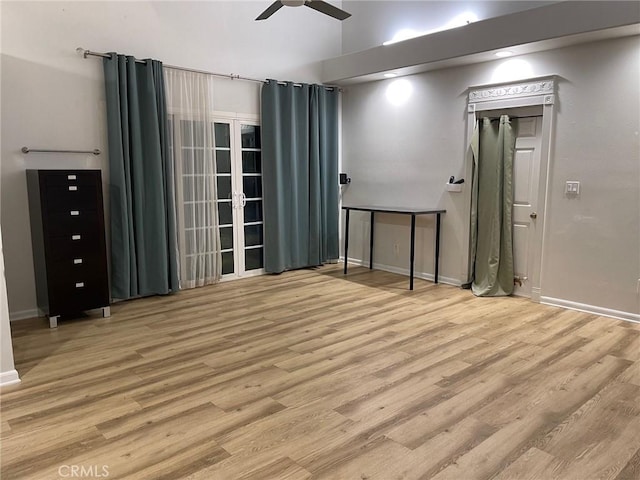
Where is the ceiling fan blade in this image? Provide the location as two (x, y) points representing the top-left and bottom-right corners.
(256, 1), (284, 20)
(305, 0), (351, 20)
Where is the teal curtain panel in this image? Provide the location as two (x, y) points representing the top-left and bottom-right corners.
(470, 115), (517, 296)
(103, 54), (179, 299)
(261, 80), (339, 273)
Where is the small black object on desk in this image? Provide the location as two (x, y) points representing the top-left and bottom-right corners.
(342, 205), (446, 290)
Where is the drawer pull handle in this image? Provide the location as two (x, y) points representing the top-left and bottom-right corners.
(68, 175), (77, 180)
(73, 258), (83, 265)
(71, 234), (81, 240)
(68, 186), (78, 191)
(75, 282), (85, 288)
(70, 210), (80, 216)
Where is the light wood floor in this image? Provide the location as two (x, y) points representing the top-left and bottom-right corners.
(2, 264), (639, 480)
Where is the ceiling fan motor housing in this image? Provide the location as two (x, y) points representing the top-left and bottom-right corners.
(282, 0), (306, 7)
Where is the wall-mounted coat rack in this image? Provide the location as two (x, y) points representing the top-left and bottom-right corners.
(21, 147), (101, 156)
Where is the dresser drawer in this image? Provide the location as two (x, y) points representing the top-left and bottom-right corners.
(48, 278), (109, 316)
(46, 232), (102, 261)
(48, 254), (107, 279)
(44, 184), (99, 212)
(43, 171), (100, 186)
(45, 210), (100, 236)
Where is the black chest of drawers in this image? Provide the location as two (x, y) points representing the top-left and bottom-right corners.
(26, 170), (110, 328)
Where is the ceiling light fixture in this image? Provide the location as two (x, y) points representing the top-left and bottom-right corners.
(384, 73), (398, 78)
(383, 12), (478, 46)
(495, 50), (514, 58)
(383, 29), (421, 46)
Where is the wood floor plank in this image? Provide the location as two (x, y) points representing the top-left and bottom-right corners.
(185, 448), (310, 480)
(475, 354), (632, 429)
(234, 456), (312, 480)
(2, 264), (638, 480)
(491, 447), (562, 480)
(220, 404), (350, 455)
(431, 356), (632, 480)
(405, 416), (497, 480)
(536, 381), (640, 480)
(40, 403), (228, 480)
(273, 350), (410, 408)
(310, 436), (411, 480)
(386, 372), (512, 449)
(615, 447), (640, 480)
(616, 363), (640, 386)
(1, 425), (105, 474)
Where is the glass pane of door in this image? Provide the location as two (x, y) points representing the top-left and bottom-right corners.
(241, 125), (261, 149)
(214, 121), (234, 276)
(216, 150), (232, 174)
(242, 151), (261, 173)
(222, 251), (234, 275)
(243, 200), (263, 223)
(240, 124), (263, 272)
(245, 247), (263, 270)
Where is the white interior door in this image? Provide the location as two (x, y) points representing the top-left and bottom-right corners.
(512, 116), (543, 297)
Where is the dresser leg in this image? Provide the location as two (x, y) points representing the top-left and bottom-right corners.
(49, 316), (59, 329)
(102, 306), (111, 318)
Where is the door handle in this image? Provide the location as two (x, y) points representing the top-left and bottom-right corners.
(530, 212), (537, 219)
(241, 192), (247, 208)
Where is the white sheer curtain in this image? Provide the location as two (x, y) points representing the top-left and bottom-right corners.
(164, 68), (221, 288)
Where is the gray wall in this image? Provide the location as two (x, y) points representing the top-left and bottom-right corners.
(340, 35), (640, 318)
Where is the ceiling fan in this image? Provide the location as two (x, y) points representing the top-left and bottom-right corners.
(256, 0), (351, 21)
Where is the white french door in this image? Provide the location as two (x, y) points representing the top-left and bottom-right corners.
(213, 118), (264, 279)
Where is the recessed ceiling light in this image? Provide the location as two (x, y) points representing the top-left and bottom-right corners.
(384, 73), (398, 78)
(495, 50), (514, 58)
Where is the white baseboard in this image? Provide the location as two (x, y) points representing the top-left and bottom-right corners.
(341, 256), (461, 287)
(540, 296), (639, 324)
(0, 369), (21, 387)
(9, 308), (39, 321)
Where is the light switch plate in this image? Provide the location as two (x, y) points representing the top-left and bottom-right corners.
(565, 181), (580, 195)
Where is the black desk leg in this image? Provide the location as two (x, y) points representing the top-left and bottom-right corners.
(409, 214), (416, 290)
(435, 213), (441, 284)
(369, 211), (375, 269)
(343, 209), (350, 275)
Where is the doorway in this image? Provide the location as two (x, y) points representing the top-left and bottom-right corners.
(213, 117), (265, 281)
(463, 75), (557, 302)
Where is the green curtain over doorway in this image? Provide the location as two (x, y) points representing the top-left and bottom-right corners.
(261, 80), (339, 273)
(103, 54), (179, 299)
(470, 115), (517, 296)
